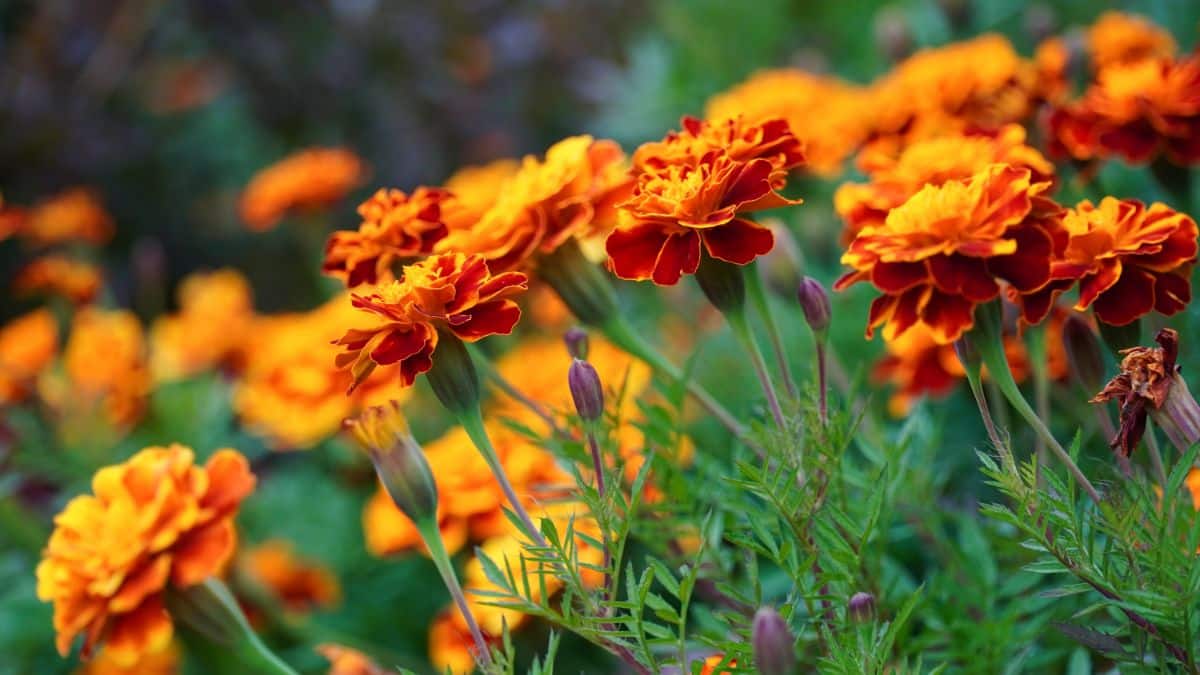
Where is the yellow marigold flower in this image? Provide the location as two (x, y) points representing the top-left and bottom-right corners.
(242, 540), (340, 614)
(239, 148), (366, 231)
(323, 187), (454, 287)
(151, 269), (255, 381)
(20, 187), (114, 246)
(441, 158), (521, 231)
(233, 296), (405, 450)
(1086, 11), (1176, 71)
(41, 308), (150, 429)
(437, 136), (631, 272)
(429, 609), (489, 675)
(0, 308), (58, 405)
(36, 445), (255, 663)
(317, 643), (388, 675)
(14, 255), (104, 305)
(705, 68), (871, 176)
(77, 640), (179, 675)
(835, 125), (1055, 243)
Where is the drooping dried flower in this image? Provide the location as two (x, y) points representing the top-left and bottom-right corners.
(1091, 328), (1188, 455)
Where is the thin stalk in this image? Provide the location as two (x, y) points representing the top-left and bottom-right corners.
(727, 309), (786, 429)
(962, 359), (1014, 471)
(419, 520), (492, 668)
(459, 405), (549, 548)
(815, 341), (828, 425)
(1027, 325), (1051, 483)
(467, 343), (563, 436)
(1145, 430), (1169, 488)
(745, 262), (796, 398)
(584, 428), (614, 605)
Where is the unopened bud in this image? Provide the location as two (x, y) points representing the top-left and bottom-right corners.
(166, 578), (256, 647)
(1063, 313), (1104, 391)
(873, 7), (912, 63)
(752, 607), (796, 675)
(564, 327), (589, 360)
(797, 277), (831, 335)
(568, 359), (604, 424)
(345, 401), (439, 526)
(848, 592), (875, 623)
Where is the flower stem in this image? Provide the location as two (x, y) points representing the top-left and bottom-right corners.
(745, 262), (796, 398)
(585, 429), (615, 604)
(1027, 324), (1050, 484)
(1145, 430), (1169, 488)
(458, 404), (549, 548)
(418, 519), (493, 669)
(467, 343), (563, 436)
(727, 309), (786, 429)
(815, 341), (828, 425)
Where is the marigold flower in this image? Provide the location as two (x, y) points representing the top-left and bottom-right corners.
(20, 187), (114, 246)
(704, 69), (871, 176)
(1047, 54), (1200, 165)
(14, 255), (104, 305)
(1026, 197), (1198, 326)
(608, 116), (805, 285)
(836, 125), (1055, 243)
(41, 309), (150, 429)
(837, 164), (1058, 343)
(1091, 328), (1191, 456)
(1086, 11), (1176, 72)
(78, 640), (179, 675)
(333, 253), (527, 391)
(437, 136), (631, 272)
(239, 148), (366, 231)
(36, 445), (255, 663)
(317, 643), (388, 675)
(442, 158), (520, 228)
(0, 308), (58, 405)
(322, 187), (453, 287)
(151, 269), (255, 381)
(242, 540), (340, 613)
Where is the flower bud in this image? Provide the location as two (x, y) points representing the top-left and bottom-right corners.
(796, 276), (831, 335)
(166, 578), (255, 647)
(873, 6), (912, 63)
(848, 592), (875, 623)
(568, 359), (604, 424)
(564, 327), (589, 360)
(345, 401), (439, 527)
(1062, 313), (1104, 391)
(752, 607), (796, 675)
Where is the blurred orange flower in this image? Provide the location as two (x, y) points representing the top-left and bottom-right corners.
(151, 269), (255, 381)
(78, 639), (179, 675)
(333, 253), (527, 391)
(608, 116), (804, 285)
(835, 125), (1055, 243)
(441, 158), (520, 230)
(20, 187), (114, 246)
(438, 135), (630, 272)
(14, 255), (103, 305)
(836, 164), (1058, 343)
(323, 187), (453, 287)
(0, 308), (58, 405)
(429, 609), (487, 675)
(1086, 11), (1176, 72)
(41, 309), (150, 429)
(240, 148), (366, 231)
(317, 643), (388, 675)
(37, 445), (255, 663)
(242, 540), (340, 613)
(1027, 197), (1198, 326)
(700, 654), (737, 674)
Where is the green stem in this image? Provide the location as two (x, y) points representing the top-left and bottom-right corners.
(727, 309), (786, 429)
(419, 519), (493, 668)
(745, 262), (796, 398)
(1145, 429), (1169, 489)
(243, 631), (299, 675)
(467, 343), (563, 435)
(1027, 324), (1050, 484)
(458, 404), (549, 548)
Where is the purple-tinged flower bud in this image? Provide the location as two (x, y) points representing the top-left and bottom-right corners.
(752, 607), (796, 675)
(797, 277), (831, 335)
(345, 401), (439, 527)
(1063, 313), (1104, 391)
(564, 327), (590, 360)
(848, 592), (875, 623)
(568, 359), (604, 423)
(873, 7), (912, 63)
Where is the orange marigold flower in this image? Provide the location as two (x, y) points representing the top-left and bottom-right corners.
(704, 69), (871, 176)
(0, 308), (58, 405)
(36, 445), (255, 663)
(1086, 11), (1176, 72)
(1047, 54), (1200, 165)
(151, 269), (255, 381)
(20, 187), (114, 246)
(242, 540), (340, 613)
(322, 187), (453, 287)
(836, 164), (1058, 344)
(41, 308), (150, 429)
(317, 643), (388, 675)
(78, 639), (180, 675)
(835, 125), (1055, 243)
(333, 253), (527, 391)
(14, 255), (104, 305)
(239, 148), (366, 231)
(607, 116), (805, 285)
(437, 135), (631, 272)
(1026, 197), (1198, 326)
(1185, 468), (1200, 510)
(429, 609), (490, 675)
(234, 296), (405, 449)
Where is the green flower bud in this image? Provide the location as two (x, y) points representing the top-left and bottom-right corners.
(346, 401), (439, 527)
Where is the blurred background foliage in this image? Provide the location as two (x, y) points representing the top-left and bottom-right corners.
(2, 1), (1200, 674)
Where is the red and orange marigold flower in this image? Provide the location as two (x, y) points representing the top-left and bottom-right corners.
(36, 445), (255, 663)
(607, 116), (805, 285)
(1086, 11), (1176, 72)
(323, 187), (453, 287)
(239, 148), (366, 231)
(836, 164), (1059, 344)
(334, 253), (527, 390)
